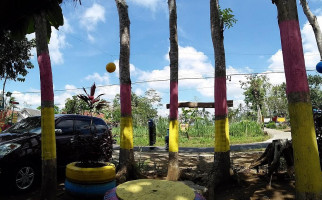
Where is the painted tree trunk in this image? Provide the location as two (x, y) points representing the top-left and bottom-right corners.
(300, 0), (322, 60)
(273, 0), (322, 199)
(34, 11), (57, 200)
(167, 0), (180, 181)
(115, 0), (137, 182)
(210, 0), (231, 193)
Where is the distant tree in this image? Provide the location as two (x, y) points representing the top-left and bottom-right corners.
(0, 31), (35, 96)
(38, 105), (60, 114)
(62, 95), (89, 114)
(110, 89), (161, 127)
(266, 83), (288, 118)
(240, 75), (270, 115)
(308, 74), (322, 109)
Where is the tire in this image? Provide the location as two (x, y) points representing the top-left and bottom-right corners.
(65, 179), (116, 197)
(11, 163), (39, 192)
(66, 162), (115, 184)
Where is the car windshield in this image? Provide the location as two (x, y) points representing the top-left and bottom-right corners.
(3, 117), (41, 134)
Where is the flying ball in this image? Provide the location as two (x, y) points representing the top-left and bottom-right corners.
(106, 62), (116, 73)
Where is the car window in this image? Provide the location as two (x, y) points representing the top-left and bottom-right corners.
(56, 119), (74, 135)
(93, 118), (106, 125)
(3, 117), (41, 134)
(75, 119), (92, 135)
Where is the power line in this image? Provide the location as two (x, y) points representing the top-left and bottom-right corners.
(10, 69), (317, 95)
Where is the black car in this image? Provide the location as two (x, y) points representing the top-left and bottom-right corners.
(0, 114), (109, 192)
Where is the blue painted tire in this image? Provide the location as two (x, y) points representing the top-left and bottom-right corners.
(65, 179), (116, 197)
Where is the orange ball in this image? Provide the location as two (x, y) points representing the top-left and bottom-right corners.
(106, 62), (116, 73)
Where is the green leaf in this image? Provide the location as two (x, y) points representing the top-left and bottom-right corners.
(46, 1), (64, 30)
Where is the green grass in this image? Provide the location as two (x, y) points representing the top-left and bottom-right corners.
(111, 120), (269, 147)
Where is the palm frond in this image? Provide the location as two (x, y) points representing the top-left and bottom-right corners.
(90, 83), (96, 97)
(82, 87), (89, 97)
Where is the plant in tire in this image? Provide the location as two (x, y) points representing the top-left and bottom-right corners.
(73, 83), (113, 167)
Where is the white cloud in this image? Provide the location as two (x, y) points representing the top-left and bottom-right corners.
(26, 17), (72, 65)
(80, 3), (105, 32)
(49, 17), (72, 65)
(85, 72), (110, 84)
(134, 88), (143, 96)
(128, 0), (166, 12)
(264, 15), (322, 86)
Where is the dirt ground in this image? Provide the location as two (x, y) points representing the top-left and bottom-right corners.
(0, 150), (295, 200)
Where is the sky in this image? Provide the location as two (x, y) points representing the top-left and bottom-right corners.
(4, 0), (322, 116)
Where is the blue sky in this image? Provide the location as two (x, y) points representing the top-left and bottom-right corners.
(5, 0), (322, 116)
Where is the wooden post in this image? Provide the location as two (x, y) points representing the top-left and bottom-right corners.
(273, 0), (322, 199)
(167, 0), (180, 181)
(34, 11), (57, 200)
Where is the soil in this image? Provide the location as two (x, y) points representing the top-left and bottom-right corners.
(0, 150), (295, 200)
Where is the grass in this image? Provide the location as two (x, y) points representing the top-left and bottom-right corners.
(112, 120), (270, 147)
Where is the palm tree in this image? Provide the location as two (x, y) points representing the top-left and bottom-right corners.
(273, 0), (322, 199)
(0, 1), (81, 199)
(115, 0), (137, 182)
(167, 0), (180, 181)
(209, 0), (236, 196)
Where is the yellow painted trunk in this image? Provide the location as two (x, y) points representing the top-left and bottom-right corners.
(41, 107), (56, 160)
(215, 117), (230, 152)
(169, 120), (179, 152)
(289, 102), (322, 194)
(120, 116), (134, 150)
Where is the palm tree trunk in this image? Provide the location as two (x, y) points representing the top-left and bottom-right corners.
(300, 0), (322, 60)
(210, 0), (231, 194)
(115, 0), (137, 182)
(273, 0), (322, 199)
(34, 11), (57, 200)
(167, 0), (180, 181)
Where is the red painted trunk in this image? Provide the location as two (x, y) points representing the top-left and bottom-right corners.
(120, 84), (131, 116)
(38, 53), (54, 101)
(169, 81), (178, 120)
(215, 77), (227, 117)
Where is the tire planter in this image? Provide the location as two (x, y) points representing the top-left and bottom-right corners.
(65, 162), (116, 198)
(66, 162), (115, 184)
(65, 179), (116, 197)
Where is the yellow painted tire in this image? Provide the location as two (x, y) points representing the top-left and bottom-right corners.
(66, 162), (115, 184)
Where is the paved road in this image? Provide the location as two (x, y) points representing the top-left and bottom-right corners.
(114, 128), (292, 153)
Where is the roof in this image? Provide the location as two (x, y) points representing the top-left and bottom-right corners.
(20, 108), (41, 116)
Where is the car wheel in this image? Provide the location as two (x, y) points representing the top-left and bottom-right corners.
(12, 164), (38, 192)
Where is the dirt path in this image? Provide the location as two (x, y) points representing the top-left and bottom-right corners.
(263, 128), (292, 143)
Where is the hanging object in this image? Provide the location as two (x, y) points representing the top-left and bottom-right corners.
(106, 62), (116, 73)
(316, 60), (322, 73)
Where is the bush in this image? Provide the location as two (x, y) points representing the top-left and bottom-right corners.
(229, 120), (263, 137)
(266, 121), (277, 129)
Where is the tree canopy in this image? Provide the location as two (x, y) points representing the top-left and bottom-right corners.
(240, 75), (270, 112)
(110, 89), (161, 127)
(0, 31), (35, 83)
(308, 74), (322, 109)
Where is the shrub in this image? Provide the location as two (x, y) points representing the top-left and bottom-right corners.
(266, 121), (277, 129)
(229, 120), (263, 137)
